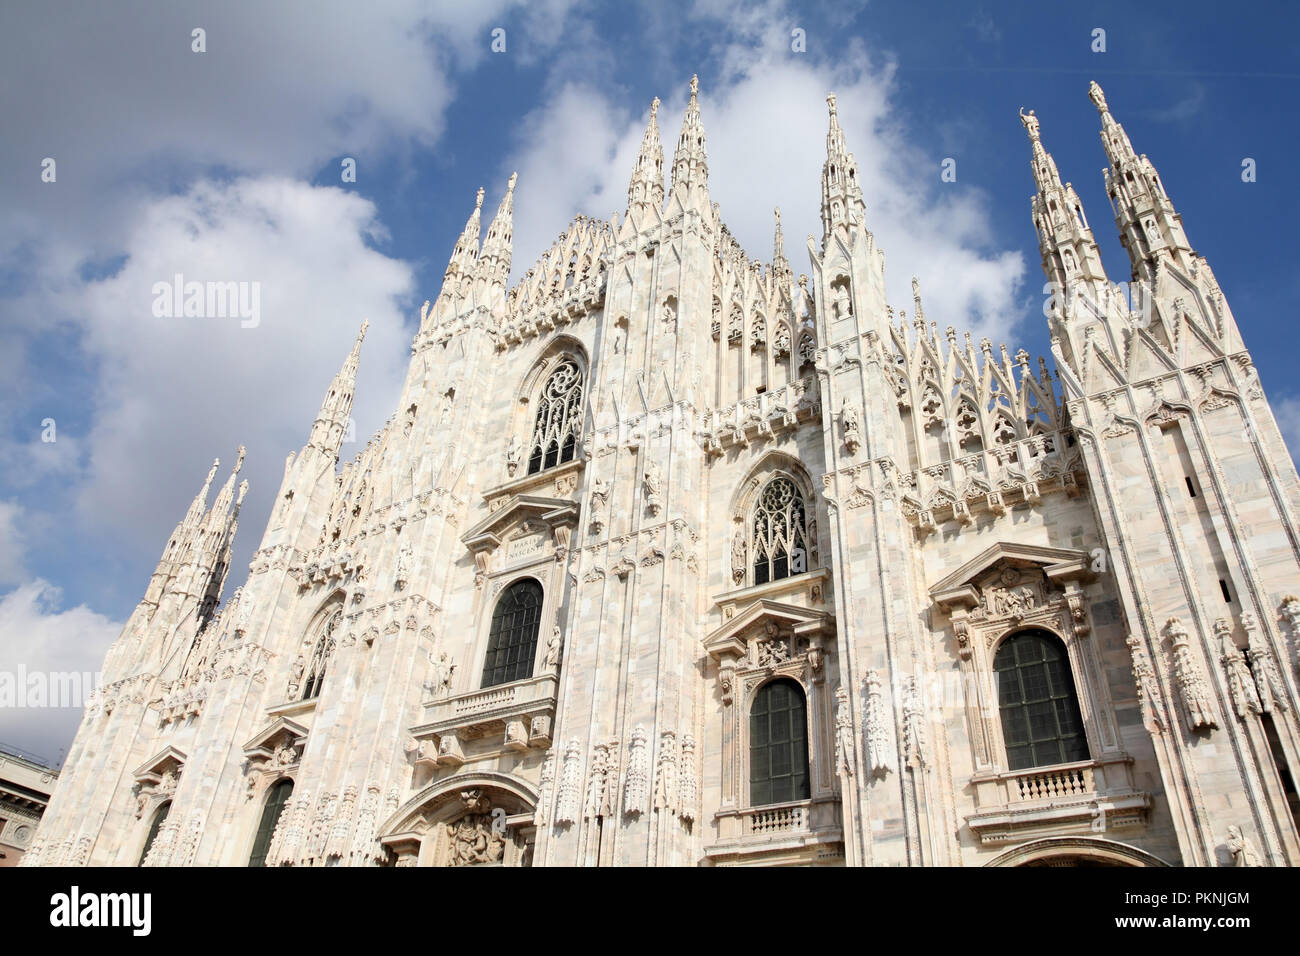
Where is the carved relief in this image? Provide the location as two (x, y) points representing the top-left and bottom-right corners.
(623, 724), (650, 817)
(1163, 617), (1219, 730)
(862, 670), (895, 778)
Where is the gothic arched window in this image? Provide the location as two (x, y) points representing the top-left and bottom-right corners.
(301, 609), (340, 701)
(249, 779), (294, 868)
(138, 800), (170, 866)
(749, 678), (810, 806)
(751, 475), (811, 586)
(994, 629), (1089, 771)
(481, 579), (544, 688)
(527, 361), (584, 475)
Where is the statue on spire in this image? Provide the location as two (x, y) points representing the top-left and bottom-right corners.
(1088, 80), (1108, 114)
(1019, 107), (1040, 141)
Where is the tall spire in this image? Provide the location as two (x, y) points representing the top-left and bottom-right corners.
(628, 97), (665, 213)
(478, 173), (517, 289)
(772, 207), (789, 275)
(308, 321), (367, 460)
(670, 75), (708, 195)
(1020, 105), (1109, 307)
(1090, 81), (1193, 280)
(444, 187), (484, 283)
(182, 457), (220, 528)
(820, 93), (866, 245)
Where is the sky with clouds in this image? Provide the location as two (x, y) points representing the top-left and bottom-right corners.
(2, 0), (1297, 763)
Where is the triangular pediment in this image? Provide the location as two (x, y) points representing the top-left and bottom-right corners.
(242, 716), (309, 760)
(462, 494), (579, 554)
(133, 745), (187, 784)
(703, 598), (834, 661)
(930, 541), (1092, 610)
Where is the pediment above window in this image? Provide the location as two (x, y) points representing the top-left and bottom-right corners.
(704, 599), (835, 702)
(133, 746), (187, 790)
(242, 716), (309, 765)
(930, 542), (1093, 613)
(463, 495), (579, 554)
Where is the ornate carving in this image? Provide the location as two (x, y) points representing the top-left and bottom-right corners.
(643, 462), (663, 517)
(834, 685), (854, 777)
(534, 749), (556, 827)
(862, 670), (895, 778)
(1217, 618), (1260, 719)
(1164, 617), (1219, 730)
(901, 676), (927, 770)
(653, 730), (679, 813)
(623, 724), (650, 817)
(841, 399), (862, 455)
(554, 738), (583, 825)
(1243, 612), (1288, 714)
(678, 733), (698, 825)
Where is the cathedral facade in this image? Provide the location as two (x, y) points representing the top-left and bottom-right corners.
(25, 78), (1300, 867)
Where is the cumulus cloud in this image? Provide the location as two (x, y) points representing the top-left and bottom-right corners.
(503, 7), (1026, 344)
(0, 501), (27, 587)
(0, 580), (122, 764)
(60, 177), (417, 573)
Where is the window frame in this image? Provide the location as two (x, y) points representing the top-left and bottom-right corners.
(479, 577), (546, 689)
(746, 677), (812, 808)
(992, 627), (1090, 772)
(248, 778), (295, 868)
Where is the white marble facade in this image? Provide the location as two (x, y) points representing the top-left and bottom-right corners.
(26, 79), (1300, 867)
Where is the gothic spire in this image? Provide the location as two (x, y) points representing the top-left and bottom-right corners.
(444, 187), (484, 282)
(820, 93), (866, 245)
(670, 75), (708, 195)
(772, 207), (789, 275)
(478, 173), (517, 288)
(1090, 81), (1194, 279)
(308, 321), (367, 460)
(1020, 103), (1109, 305)
(627, 97), (665, 212)
(182, 457), (220, 529)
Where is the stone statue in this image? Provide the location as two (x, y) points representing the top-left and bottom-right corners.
(1226, 825), (1260, 867)
(731, 527), (747, 583)
(644, 462), (663, 516)
(505, 434), (521, 476)
(543, 625), (563, 671)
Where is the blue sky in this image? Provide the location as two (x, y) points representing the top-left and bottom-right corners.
(1, 0), (1297, 761)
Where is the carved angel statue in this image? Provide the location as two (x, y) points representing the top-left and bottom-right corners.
(543, 625), (563, 671)
(832, 282), (852, 321)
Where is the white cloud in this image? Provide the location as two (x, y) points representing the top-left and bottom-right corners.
(0, 501), (27, 587)
(0, 580), (122, 764)
(62, 176), (416, 570)
(503, 13), (1026, 345)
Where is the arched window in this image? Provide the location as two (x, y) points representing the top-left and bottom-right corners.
(481, 579), (544, 688)
(249, 779), (294, 868)
(752, 475), (811, 586)
(302, 609), (340, 701)
(138, 801), (170, 866)
(994, 629), (1089, 771)
(750, 678), (810, 806)
(527, 361), (584, 474)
